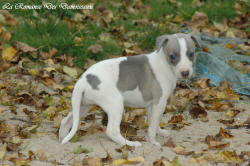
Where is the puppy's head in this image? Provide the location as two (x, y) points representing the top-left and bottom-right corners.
(156, 33), (201, 79)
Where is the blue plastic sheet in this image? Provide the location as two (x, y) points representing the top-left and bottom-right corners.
(194, 34), (250, 95)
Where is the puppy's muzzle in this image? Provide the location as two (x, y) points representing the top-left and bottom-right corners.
(181, 70), (189, 78)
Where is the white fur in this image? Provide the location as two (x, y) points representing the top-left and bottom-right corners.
(176, 38), (193, 78)
(59, 36), (194, 147)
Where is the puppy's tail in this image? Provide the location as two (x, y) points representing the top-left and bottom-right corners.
(61, 82), (83, 144)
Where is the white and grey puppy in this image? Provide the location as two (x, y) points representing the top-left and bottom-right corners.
(59, 33), (201, 147)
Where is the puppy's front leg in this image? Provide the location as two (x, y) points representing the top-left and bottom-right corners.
(147, 106), (170, 138)
(148, 99), (167, 146)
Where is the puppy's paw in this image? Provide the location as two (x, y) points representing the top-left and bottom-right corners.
(126, 141), (142, 147)
(158, 128), (170, 137)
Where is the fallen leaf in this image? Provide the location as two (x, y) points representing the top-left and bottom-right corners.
(120, 122), (137, 137)
(204, 151), (243, 164)
(208, 141), (230, 149)
(87, 44), (103, 54)
(127, 109), (146, 122)
(12, 41), (37, 53)
(168, 114), (183, 124)
(112, 158), (127, 166)
(163, 137), (176, 148)
(226, 109), (240, 118)
(85, 123), (105, 135)
(83, 58), (96, 70)
(63, 66), (78, 78)
(189, 104), (207, 119)
(173, 145), (194, 155)
(189, 11), (209, 29)
(194, 78), (210, 88)
(127, 156), (144, 163)
(217, 119), (235, 125)
(112, 156), (144, 166)
(172, 15), (184, 23)
(83, 156), (103, 166)
(2, 46), (17, 62)
(40, 48), (58, 59)
(153, 157), (173, 166)
(218, 127), (233, 138)
(15, 158), (30, 166)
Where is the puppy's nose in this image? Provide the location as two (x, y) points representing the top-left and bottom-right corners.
(181, 70), (189, 78)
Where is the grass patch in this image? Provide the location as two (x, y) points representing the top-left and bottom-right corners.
(1, 0), (242, 68)
(146, 0), (237, 22)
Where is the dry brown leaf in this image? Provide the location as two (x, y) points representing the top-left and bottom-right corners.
(40, 48), (58, 60)
(85, 123), (105, 135)
(84, 58), (97, 70)
(173, 145), (194, 155)
(41, 77), (55, 86)
(163, 137), (176, 148)
(194, 78), (210, 89)
(189, 11), (209, 29)
(168, 114), (183, 124)
(189, 104), (207, 119)
(127, 108), (146, 121)
(12, 41), (37, 53)
(208, 141), (230, 149)
(226, 109), (240, 118)
(83, 156), (103, 166)
(204, 151), (244, 164)
(217, 119), (235, 125)
(120, 122), (137, 137)
(87, 44), (103, 54)
(218, 127), (234, 138)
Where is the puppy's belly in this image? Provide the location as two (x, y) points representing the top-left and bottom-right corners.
(122, 87), (150, 107)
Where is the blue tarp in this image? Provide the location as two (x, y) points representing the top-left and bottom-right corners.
(194, 34), (250, 95)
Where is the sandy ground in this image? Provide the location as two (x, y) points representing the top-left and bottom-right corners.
(0, 98), (249, 166)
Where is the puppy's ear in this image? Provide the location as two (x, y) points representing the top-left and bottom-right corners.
(190, 35), (201, 48)
(156, 35), (169, 53)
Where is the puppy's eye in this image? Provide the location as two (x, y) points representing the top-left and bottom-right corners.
(188, 52), (194, 58)
(170, 54), (175, 60)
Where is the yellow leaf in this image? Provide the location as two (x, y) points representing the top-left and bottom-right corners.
(112, 159), (127, 166)
(127, 156), (144, 163)
(2, 46), (17, 61)
(28, 69), (39, 76)
(172, 15), (184, 23)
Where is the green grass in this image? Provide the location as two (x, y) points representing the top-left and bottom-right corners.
(146, 0), (238, 22)
(1, 0), (244, 68)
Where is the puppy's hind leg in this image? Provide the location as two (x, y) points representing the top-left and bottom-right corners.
(99, 96), (142, 147)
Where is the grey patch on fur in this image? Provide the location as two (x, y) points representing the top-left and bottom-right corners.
(117, 55), (162, 104)
(80, 91), (85, 106)
(157, 33), (199, 65)
(86, 74), (101, 90)
(161, 35), (181, 66)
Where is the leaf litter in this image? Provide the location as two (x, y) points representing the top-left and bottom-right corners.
(0, 3), (249, 166)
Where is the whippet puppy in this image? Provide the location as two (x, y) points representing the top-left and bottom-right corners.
(59, 33), (201, 147)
